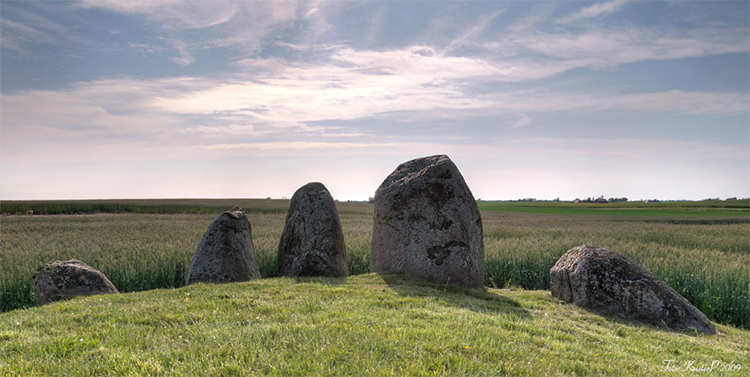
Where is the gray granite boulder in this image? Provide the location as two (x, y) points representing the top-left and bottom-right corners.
(32, 259), (119, 305)
(550, 244), (717, 334)
(186, 208), (261, 284)
(278, 182), (348, 277)
(371, 155), (484, 288)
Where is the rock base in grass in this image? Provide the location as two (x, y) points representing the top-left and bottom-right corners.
(33, 259), (119, 304)
(550, 244), (716, 334)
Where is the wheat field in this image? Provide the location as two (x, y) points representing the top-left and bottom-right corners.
(1, 201), (748, 329)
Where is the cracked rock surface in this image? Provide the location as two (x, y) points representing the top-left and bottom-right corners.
(550, 244), (716, 334)
(371, 155), (484, 288)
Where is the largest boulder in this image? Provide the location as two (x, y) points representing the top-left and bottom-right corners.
(186, 208), (261, 284)
(371, 155), (484, 289)
(32, 259), (119, 305)
(550, 245), (716, 334)
(277, 182), (348, 277)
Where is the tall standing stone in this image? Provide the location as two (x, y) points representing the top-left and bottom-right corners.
(371, 155), (484, 288)
(186, 208), (261, 284)
(550, 245), (717, 334)
(277, 182), (348, 277)
(32, 259), (119, 305)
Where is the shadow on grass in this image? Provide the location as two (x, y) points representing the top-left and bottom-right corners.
(379, 273), (531, 319)
(549, 296), (718, 336)
(591, 308), (718, 336)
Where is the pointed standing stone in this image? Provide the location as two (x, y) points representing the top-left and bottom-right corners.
(277, 182), (348, 277)
(186, 208), (261, 284)
(371, 155), (484, 288)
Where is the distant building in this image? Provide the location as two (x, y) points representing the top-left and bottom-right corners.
(594, 197), (608, 204)
(573, 198), (581, 204)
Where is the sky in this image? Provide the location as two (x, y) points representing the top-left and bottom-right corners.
(1, 0), (748, 201)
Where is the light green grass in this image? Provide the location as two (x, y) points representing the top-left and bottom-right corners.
(1, 274), (748, 376)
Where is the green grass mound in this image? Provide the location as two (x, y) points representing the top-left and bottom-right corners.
(1, 274), (748, 376)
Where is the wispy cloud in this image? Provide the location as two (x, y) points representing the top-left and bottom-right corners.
(175, 125), (258, 135)
(443, 9), (504, 53)
(170, 39), (194, 66)
(152, 47), (503, 126)
(317, 132), (371, 138)
(3, 72), (744, 153)
(199, 141), (399, 151)
(77, 0), (239, 29)
(0, 77), (197, 143)
(483, 89), (748, 115)
(510, 114), (532, 128)
(0, 2), (82, 55)
(77, 0), (311, 64)
(557, 1), (626, 24)
(0, 18), (53, 53)
(3, 31), (746, 144)
(483, 26), (748, 71)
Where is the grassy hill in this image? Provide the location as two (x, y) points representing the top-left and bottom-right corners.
(1, 274), (747, 376)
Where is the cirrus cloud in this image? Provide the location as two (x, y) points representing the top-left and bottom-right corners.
(557, 1), (626, 24)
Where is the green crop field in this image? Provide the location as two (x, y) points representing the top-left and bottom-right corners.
(0, 198), (374, 216)
(478, 199), (750, 217)
(1, 199), (748, 331)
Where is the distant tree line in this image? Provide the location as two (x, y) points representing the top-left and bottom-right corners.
(608, 197), (628, 203)
(575, 196), (621, 203)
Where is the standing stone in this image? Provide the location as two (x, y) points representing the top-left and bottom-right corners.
(32, 259), (119, 305)
(277, 182), (348, 277)
(186, 208), (261, 284)
(371, 155), (484, 288)
(550, 245), (717, 334)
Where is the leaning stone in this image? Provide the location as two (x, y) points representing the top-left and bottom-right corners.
(186, 208), (261, 284)
(550, 244), (717, 334)
(32, 259), (119, 305)
(371, 155), (484, 288)
(277, 182), (348, 277)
